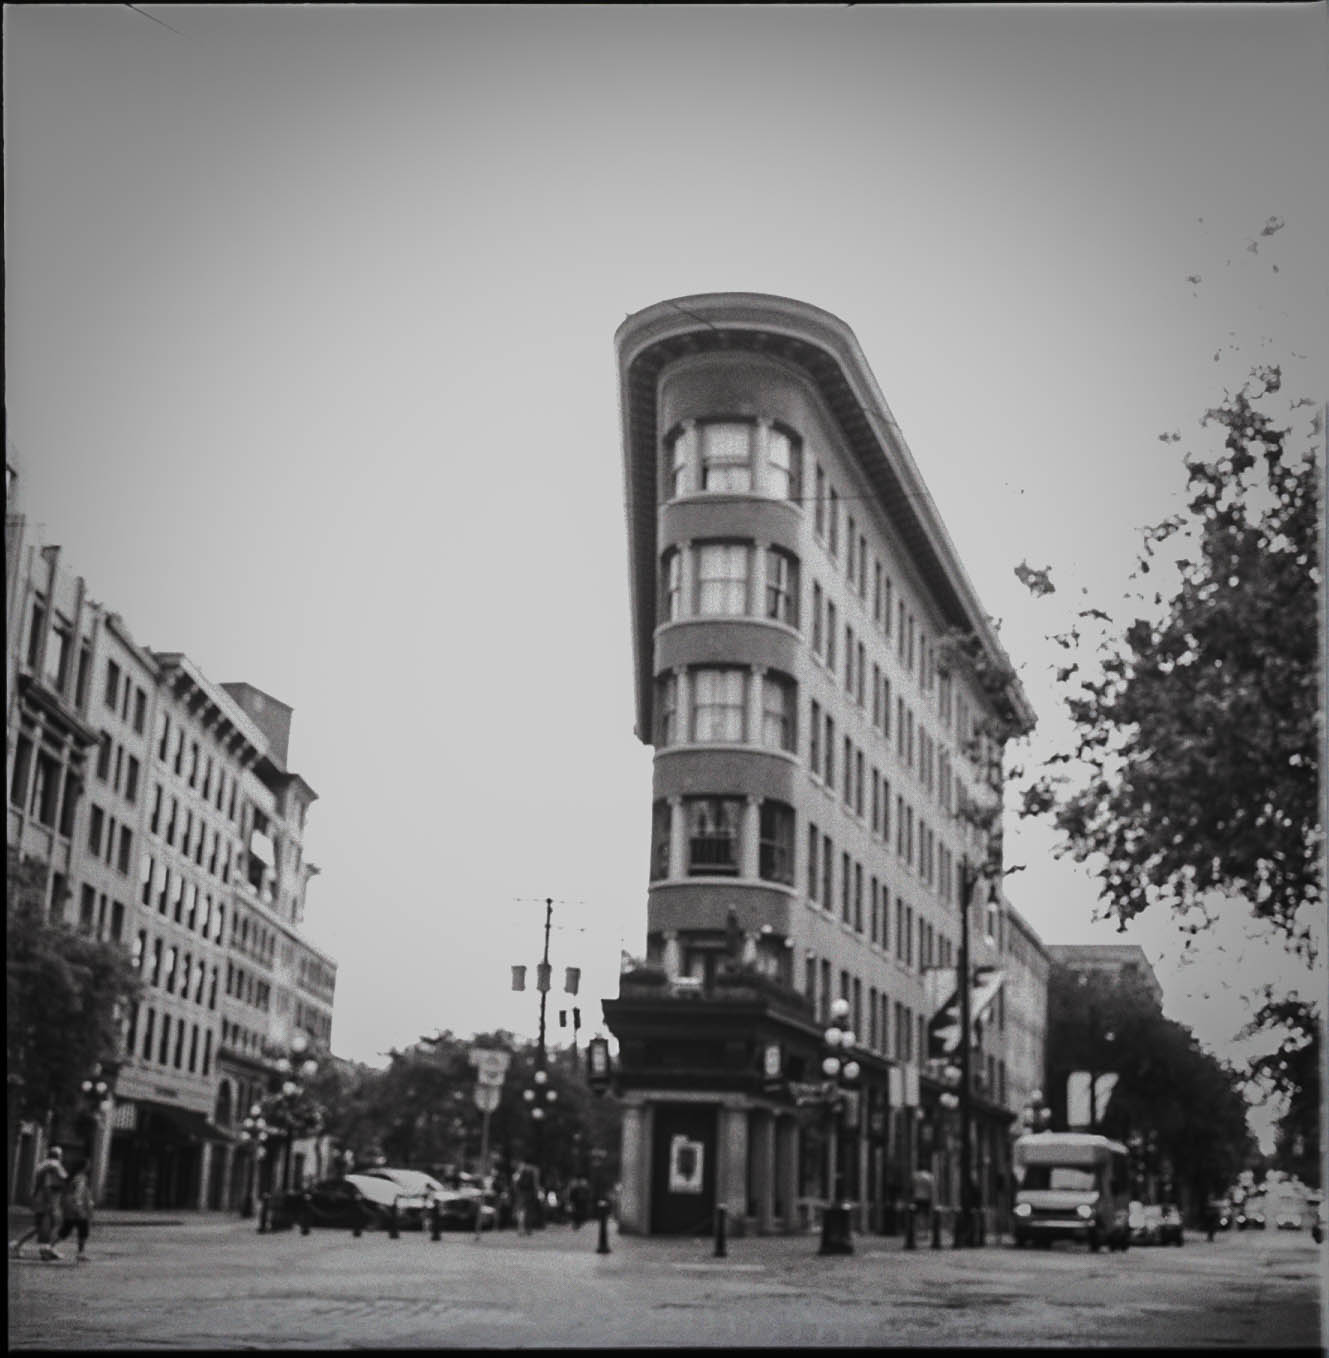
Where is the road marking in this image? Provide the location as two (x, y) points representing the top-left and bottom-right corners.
(671, 1262), (767, 1271)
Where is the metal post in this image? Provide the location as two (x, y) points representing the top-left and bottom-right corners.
(904, 1203), (916, 1250)
(714, 1204), (727, 1258)
(475, 1108), (492, 1241)
(536, 897), (553, 1186)
(388, 1199), (399, 1239)
(596, 1197), (611, 1255)
(958, 860), (975, 1250)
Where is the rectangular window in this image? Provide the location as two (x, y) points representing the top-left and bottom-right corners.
(117, 825), (132, 875)
(9, 734), (34, 808)
(828, 486), (839, 556)
(88, 804), (105, 856)
(807, 822), (819, 901)
(698, 420), (753, 492)
(766, 426), (802, 502)
(27, 603), (46, 669)
(822, 833), (833, 908)
(104, 659), (121, 711)
(811, 582), (823, 655)
(826, 602), (837, 672)
(873, 560), (883, 624)
(110, 900), (125, 943)
(758, 801), (794, 884)
(650, 801), (671, 880)
(841, 851), (851, 923)
(854, 749), (865, 817)
(844, 625), (854, 694)
(823, 713), (834, 786)
(870, 876), (880, 945)
(846, 515), (857, 580)
(843, 736), (853, 804)
(685, 797), (743, 876)
(856, 642), (865, 707)
(695, 543), (749, 616)
(95, 732), (112, 782)
(124, 755), (140, 805)
(806, 955), (817, 1006)
(761, 673), (796, 752)
(188, 1024), (200, 1074)
(765, 548), (799, 627)
(133, 687), (147, 734)
(79, 883), (96, 932)
(853, 861), (863, 933)
(809, 700), (821, 775)
(857, 534), (867, 597)
(691, 668), (746, 742)
(814, 464), (826, 537)
(655, 673), (677, 746)
(141, 1007), (156, 1060)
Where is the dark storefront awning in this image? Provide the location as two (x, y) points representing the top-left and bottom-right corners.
(134, 1101), (223, 1144)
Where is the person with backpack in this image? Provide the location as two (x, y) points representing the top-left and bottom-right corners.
(56, 1161), (95, 1261)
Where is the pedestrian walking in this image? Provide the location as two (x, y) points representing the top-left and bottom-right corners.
(56, 1161), (95, 1261)
(11, 1145), (68, 1260)
(514, 1163), (538, 1236)
(568, 1176), (591, 1229)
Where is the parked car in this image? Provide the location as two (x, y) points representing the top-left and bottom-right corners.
(357, 1168), (446, 1230)
(275, 1176), (395, 1231)
(432, 1181), (498, 1232)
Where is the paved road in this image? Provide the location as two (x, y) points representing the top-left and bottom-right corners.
(8, 1216), (1325, 1349)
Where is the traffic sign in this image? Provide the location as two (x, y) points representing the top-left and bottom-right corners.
(473, 1084), (501, 1113)
(470, 1048), (511, 1087)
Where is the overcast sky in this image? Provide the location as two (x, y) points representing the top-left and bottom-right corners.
(5, 4), (1326, 1145)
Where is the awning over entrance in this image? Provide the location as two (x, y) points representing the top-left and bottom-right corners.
(132, 1100), (223, 1143)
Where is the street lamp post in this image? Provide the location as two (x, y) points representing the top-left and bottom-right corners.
(271, 1032), (321, 1194)
(818, 996), (861, 1256)
(238, 1105), (270, 1219)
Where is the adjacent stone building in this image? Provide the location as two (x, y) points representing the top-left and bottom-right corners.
(6, 453), (336, 1210)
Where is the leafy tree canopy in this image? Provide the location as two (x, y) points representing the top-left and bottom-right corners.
(1021, 366), (1321, 959)
(7, 848), (142, 1128)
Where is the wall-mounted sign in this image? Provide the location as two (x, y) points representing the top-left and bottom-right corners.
(763, 1043), (781, 1079)
(667, 1134), (704, 1195)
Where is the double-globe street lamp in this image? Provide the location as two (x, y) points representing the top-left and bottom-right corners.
(818, 997), (861, 1256)
(238, 1107), (271, 1218)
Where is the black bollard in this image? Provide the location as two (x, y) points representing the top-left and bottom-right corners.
(904, 1204), (917, 1250)
(300, 1193), (311, 1236)
(257, 1193), (269, 1235)
(596, 1199), (611, 1255)
(430, 1201), (442, 1242)
(714, 1204), (727, 1258)
(352, 1201), (363, 1238)
(932, 1207), (942, 1250)
(388, 1201), (400, 1239)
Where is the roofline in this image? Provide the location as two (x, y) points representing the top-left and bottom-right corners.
(153, 652), (271, 765)
(615, 293), (1036, 742)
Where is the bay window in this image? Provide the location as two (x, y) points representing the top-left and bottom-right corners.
(765, 548), (799, 627)
(760, 672), (797, 752)
(691, 668), (746, 742)
(759, 800), (795, 885)
(650, 801), (672, 880)
(765, 426), (802, 501)
(655, 672), (678, 746)
(698, 420), (753, 493)
(660, 548), (682, 622)
(686, 797), (743, 876)
(695, 543), (749, 616)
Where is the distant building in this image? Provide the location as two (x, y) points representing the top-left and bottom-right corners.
(6, 462), (335, 1210)
(1046, 943), (1163, 1009)
(1002, 904), (1052, 1125)
(605, 293), (1036, 1236)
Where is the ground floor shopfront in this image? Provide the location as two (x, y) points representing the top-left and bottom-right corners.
(604, 970), (1016, 1239)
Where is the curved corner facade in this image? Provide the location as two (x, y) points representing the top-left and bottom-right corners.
(606, 293), (1039, 1239)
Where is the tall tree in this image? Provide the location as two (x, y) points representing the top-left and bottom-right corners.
(7, 848), (142, 1133)
(1018, 365), (1322, 1143)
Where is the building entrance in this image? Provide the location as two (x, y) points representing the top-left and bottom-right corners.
(649, 1104), (717, 1235)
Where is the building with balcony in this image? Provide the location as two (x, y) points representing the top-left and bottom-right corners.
(605, 293), (1036, 1236)
(6, 463), (335, 1211)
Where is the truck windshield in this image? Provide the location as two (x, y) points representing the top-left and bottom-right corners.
(1021, 1166), (1096, 1191)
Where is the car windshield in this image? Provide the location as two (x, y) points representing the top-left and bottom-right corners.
(1020, 1166), (1097, 1192)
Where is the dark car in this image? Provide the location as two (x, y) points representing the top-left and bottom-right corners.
(273, 1177), (394, 1231)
